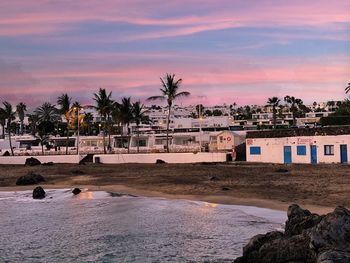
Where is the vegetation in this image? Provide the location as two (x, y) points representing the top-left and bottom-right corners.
(147, 74), (190, 153)
(267, 97), (281, 129)
(16, 102), (27, 135)
(57, 93), (72, 154)
(284, 96), (303, 126)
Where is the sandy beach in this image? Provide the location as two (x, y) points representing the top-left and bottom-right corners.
(1, 162), (349, 214)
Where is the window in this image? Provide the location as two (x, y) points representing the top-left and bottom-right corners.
(250, 146), (261, 155)
(324, 145), (334, 156)
(297, 145), (307, 156)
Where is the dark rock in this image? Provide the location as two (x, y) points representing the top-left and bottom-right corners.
(16, 172), (45, 185)
(209, 176), (220, 181)
(275, 168), (289, 173)
(72, 188), (81, 195)
(156, 159), (166, 164)
(221, 186), (230, 191)
(234, 205), (350, 263)
(25, 157), (41, 166)
(42, 162), (53, 166)
(3, 151), (10, 156)
(32, 186), (45, 199)
(285, 204), (322, 236)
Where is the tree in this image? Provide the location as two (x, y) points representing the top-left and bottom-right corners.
(284, 96), (303, 126)
(28, 114), (39, 136)
(147, 74), (190, 152)
(120, 97), (133, 153)
(213, 109), (223, 116)
(267, 97), (281, 129)
(132, 101), (148, 153)
(16, 102), (27, 135)
(83, 112), (94, 135)
(34, 102), (60, 123)
(37, 121), (55, 154)
(345, 82), (350, 94)
(93, 88), (113, 154)
(57, 93), (72, 154)
(0, 108), (6, 139)
(2, 102), (16, 155)
(195, 104), (204, 118)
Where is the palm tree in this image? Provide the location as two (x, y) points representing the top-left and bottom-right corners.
(0, 108), (6, 139)
(34, 102), (60, 122)
(83, 112), (94, 135)
(120, 97), (133, 153)
(147, 74), (190, 152)
(132, 101), (148, 153)
(57, 94), (72, 154)
(345, 82), (350, 94)
(267, 97), (281, 129)
(284, 96), (303, 126)
(28, 114), (39, 136)
(16, 102), (27, 135)
(2, 102), (16, 155)
(93, 88), (113, 154)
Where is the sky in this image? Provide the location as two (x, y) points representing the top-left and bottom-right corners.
(0, 0), (349, 110)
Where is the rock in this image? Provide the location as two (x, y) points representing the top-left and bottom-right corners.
(156, 159), (166, 164)
(209, 176), (220, 181)
(285, 204), (322, 236)
(234, 205), (350, 263)
(70, 169), (85, 175)
(72, 188), (81, 195)
(3, 151), (10, 156)
(275, 168), (289, 173)
(25, 157), (41, 166)
(32, 186), (46, 199)
(42, 162), (53, 166)
(221, 186), (230, 191)
(16, 172), (45, 185)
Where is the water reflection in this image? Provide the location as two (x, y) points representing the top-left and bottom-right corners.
(78, 191), (94, 200)
(203, 202), (218, 208)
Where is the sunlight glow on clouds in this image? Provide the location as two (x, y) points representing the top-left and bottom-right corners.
(0, 0), (349, 108)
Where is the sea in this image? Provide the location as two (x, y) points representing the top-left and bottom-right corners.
(0, 189), (286, 262)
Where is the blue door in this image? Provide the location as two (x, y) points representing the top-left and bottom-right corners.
(284, 146), (292, 164)
(311, 145), (317, 164)
(340, 144), (348, 163)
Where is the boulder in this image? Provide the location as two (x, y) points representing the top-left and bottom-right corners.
(234, 204), (350, 263)
(42, 162), (53, 166)
(32, 186), (46, 199)
(209, 176), (220, 181)
(72, 188), (82, 195)
(25, 157), (41, 166)
(156, 159), (166, 164)
(16, 172), (45, 185)
(3, 151), (10, 156)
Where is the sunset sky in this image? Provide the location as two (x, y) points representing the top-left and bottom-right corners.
(0, 0), (349, 109)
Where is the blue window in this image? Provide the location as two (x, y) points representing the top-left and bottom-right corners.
(297, 145), (307, 156)
(250, 146), (261, 155)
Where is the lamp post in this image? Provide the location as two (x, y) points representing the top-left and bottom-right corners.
(199, 105), (202, 152)
(74, 107), (81, 156)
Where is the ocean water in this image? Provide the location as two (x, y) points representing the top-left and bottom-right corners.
(0, 189), (286, 262)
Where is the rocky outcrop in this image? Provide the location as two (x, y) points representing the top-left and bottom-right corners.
(72, 188), (81, 195)
(25, 157), (41, 166)
(16, 172), (45, 185)
(156, 159), (166, 164)
(235, 204), (350, 263)
(32, 186), (46, 199)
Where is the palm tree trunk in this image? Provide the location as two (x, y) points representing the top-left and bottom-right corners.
(66, 123), (69, 155)
(8, 123), (14, 156)
(41, 141), (44, 155)
(137, 124), (140, 153)
(127, 124), (130, 154)
(166, 105), (171, 153)
(1, 124), (5, 139)
(273, 106), (277, 129)
(103, 122), (107, 154)
(20, 120), (24, 135)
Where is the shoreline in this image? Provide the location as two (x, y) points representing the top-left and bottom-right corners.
(0, 162), (348, 216)
(0, 183), (334, 214)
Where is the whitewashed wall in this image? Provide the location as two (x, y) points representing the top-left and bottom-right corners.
(94, 152), (227, 164)
(0, 155), (82, 165)
(246, 135), (350, 164)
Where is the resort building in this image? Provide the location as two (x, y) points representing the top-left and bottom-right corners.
(246, 127), (350, 164)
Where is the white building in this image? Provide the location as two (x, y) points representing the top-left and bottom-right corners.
(246, 129), (350, 164)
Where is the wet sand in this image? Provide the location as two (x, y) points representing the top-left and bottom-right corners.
(1, 162), (349, 214)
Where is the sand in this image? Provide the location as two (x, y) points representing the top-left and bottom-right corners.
(1, 162), (349, 214)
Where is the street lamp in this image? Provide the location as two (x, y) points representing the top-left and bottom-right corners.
(73, 107), (82, 156)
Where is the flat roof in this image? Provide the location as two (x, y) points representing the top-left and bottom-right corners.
(246, 126), (350, 139)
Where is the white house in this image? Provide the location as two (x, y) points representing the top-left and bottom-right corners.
(246, 128), (350, 164)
